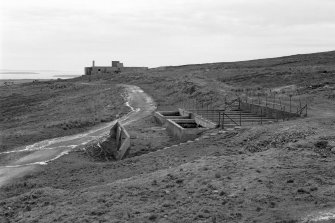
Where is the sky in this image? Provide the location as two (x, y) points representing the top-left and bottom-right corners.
(0, 0), (335, 74)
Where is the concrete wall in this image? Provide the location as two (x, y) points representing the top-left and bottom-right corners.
(178, 109), (218, 128)
(240, 102), (300, 120)
(84, 67), (92, 75)
(165, 119), (207, 141)
(154, 111), (190, 126)
(92, 67), (120, 74)
(85, 66), (148, 75)
(109, 122), (131, 160)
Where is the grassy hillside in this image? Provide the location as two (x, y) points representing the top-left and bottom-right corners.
(1, 50), (335, 222)
(0, 79), (129, 152)
(2, 50), (334, 151)
(95, 50), (335, 110)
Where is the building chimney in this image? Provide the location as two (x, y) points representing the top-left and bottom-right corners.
(92, 60), (95, 67)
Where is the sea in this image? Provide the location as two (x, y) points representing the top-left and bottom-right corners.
(0, 69), (81, 80)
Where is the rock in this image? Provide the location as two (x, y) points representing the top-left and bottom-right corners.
(219, 191), (226, 196)
(331, 147), (335, 153)
(176, 179), (184, 184)
(148, 214), (158, 221)
(151, 180), (158, 186)
(210, 133), (217, 136)
(314, 140), (328, 149)
(297, 188), (310, 194)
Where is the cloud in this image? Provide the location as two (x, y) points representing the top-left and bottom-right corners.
(0, 0), (334, 70)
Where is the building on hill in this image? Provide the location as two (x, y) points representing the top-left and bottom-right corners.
(84, 60), (148, 75)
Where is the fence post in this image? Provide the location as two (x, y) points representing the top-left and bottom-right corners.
(240, 109), (242, 126)
(238, 98), (241, 110)
(210, 97), (213, 110)
(265, 95), (268, 107)
(218, 111), (221, 128)
(222, 111), (225, 129)
(276, 110), (278, 122)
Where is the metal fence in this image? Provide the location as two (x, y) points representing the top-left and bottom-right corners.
(177, 96), (307, 129)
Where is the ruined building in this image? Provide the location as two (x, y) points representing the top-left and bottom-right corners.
(85, 60), (148, 75)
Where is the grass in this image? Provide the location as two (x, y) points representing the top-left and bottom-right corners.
(2, 51), (334, 152)
(0, 79), (129, 152)
(1, 51), (335, 223)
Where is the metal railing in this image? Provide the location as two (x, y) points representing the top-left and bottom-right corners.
(242, 94), (308, 117)
(177, 94), (307, 129)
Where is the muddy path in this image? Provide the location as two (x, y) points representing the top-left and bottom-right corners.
(0, 85), (156, 187)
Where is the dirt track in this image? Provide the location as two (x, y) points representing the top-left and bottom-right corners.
(0, 85), (155, 187)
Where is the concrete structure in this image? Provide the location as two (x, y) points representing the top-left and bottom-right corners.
(165, 119), (208, 141)
(154, 111), (190, 126)
(178, 109), (218, 128)
(85, 60), (148, 75)
(109, 122), (131, 160)
(155, 109), (217, 141)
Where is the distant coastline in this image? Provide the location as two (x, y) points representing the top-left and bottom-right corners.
(0, 69), (81, 79)
(0, 72), (39, 75)
(0, 79), (52, 86)
(53, 75), (80, 78)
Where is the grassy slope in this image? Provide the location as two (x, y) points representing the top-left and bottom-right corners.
(0, 79), (130, 152)
(106, 50), (335, 112)
(1, 51), (335, 222)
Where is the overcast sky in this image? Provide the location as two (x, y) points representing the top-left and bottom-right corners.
(0, 0), (334, 72)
